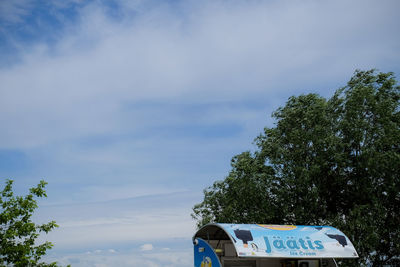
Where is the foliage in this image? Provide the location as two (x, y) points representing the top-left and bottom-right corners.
(192, 70), (400, 266)
(0, 179), (62, 267)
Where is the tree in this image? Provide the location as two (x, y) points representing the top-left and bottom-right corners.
(192, 70), (400, 266)
(0, 179), (62, 267)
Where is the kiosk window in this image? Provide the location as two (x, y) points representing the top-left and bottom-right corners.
(282, 260), (320, 267)
(282, 260), (296, 267)
(224, 260), (256, 267)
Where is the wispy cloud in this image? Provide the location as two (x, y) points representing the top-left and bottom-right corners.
(0, 0), (34, 25)
(36, 191), (198, 249)
(45, 248), (193, 267)
(37, 191), (196, 266)
(141, 244), (154, 251)
(2, 0), (399, 143)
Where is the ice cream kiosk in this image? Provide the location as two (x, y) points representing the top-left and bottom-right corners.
(193, 223), (358, 267)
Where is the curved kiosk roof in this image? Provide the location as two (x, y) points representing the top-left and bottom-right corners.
(193, 223), (358, 260)
(193, 223), (358, 267)
(193, 223), (358, 258)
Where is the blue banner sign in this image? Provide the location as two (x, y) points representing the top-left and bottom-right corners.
(217, 224), (358, 258)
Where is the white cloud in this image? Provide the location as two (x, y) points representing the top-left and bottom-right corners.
(1, 0), (399, 150)
(44, 248), (192, 267)
(69, 184), (189, 203)
(35, 191), (198, 250)
(141, 243), (154, 251)
(0, 0), (34, 25)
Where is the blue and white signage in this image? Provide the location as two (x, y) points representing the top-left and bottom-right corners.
(194, 238), (222, 267)
(217, 224), (358, 258)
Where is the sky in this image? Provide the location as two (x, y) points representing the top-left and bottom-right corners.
(0, 0), (399, 266)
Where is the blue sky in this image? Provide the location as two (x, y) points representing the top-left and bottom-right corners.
(1, 0), (399, 266)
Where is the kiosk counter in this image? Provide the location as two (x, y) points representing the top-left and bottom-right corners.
(193, 223), (358, 267)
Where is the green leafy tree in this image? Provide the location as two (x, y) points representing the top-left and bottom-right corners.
(192, 70), (400, 266)
(0, 179), (62, 267)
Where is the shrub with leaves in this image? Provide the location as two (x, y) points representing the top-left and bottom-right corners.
(0, 179), (62, 267)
